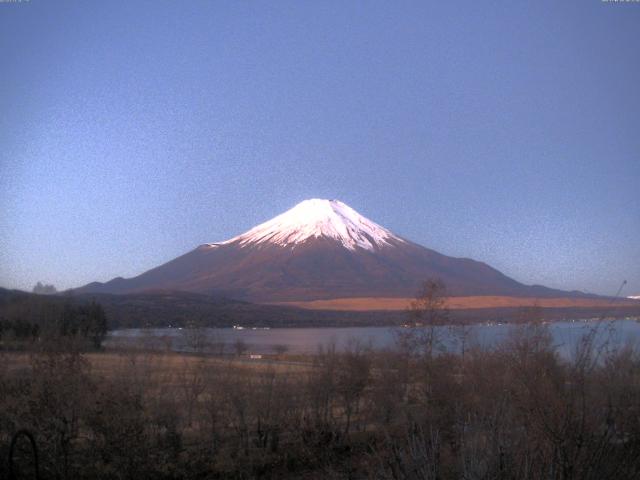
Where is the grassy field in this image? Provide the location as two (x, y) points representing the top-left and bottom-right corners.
(272, 295), (640, 311)
(2, 349), (315, 379)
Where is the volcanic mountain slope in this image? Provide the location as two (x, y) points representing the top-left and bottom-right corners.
(75, 199), (587, 302)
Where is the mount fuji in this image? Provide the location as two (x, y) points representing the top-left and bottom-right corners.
(75, 199), (586, 303)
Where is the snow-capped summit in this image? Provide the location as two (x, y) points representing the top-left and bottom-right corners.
(220, 199), (405, 251)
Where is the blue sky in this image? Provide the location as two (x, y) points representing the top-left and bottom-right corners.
(1, 1), (638, 296)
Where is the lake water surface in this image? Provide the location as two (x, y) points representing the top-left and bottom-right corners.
(107, 319), (640, 358)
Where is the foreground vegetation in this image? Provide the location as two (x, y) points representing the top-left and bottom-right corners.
(2, 319), (640, 479)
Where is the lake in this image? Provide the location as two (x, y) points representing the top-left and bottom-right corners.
(106, 318), (640, 358)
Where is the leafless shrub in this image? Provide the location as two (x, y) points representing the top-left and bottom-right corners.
(373, 426), (441, 480)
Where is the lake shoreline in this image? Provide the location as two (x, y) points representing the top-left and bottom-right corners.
(106, 318), (640, 357)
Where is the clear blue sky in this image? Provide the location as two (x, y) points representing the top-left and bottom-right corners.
(1, 1), (638, 296)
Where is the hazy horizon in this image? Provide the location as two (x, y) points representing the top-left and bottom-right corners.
(1, 1), (639, 296)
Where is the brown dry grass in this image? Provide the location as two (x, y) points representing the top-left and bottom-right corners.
(2, 350), (313, 378)
(270, 295), (638, 311)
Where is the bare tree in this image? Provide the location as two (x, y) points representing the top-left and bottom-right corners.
(448, 321), (474, 363)
(272, 343), (289, 358)
(336, 341), (371, 435)
(307, 342), (339, 429)
(184, 326), (209, 353)
(233, 339), (248, 356)
(178, 358), (207, 427)
(398, 279), (449, 357)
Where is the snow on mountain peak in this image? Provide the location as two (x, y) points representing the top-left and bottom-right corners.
(221, 199), (404, 251)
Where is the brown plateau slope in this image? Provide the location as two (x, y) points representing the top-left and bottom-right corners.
(272, 296), (640, 311)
